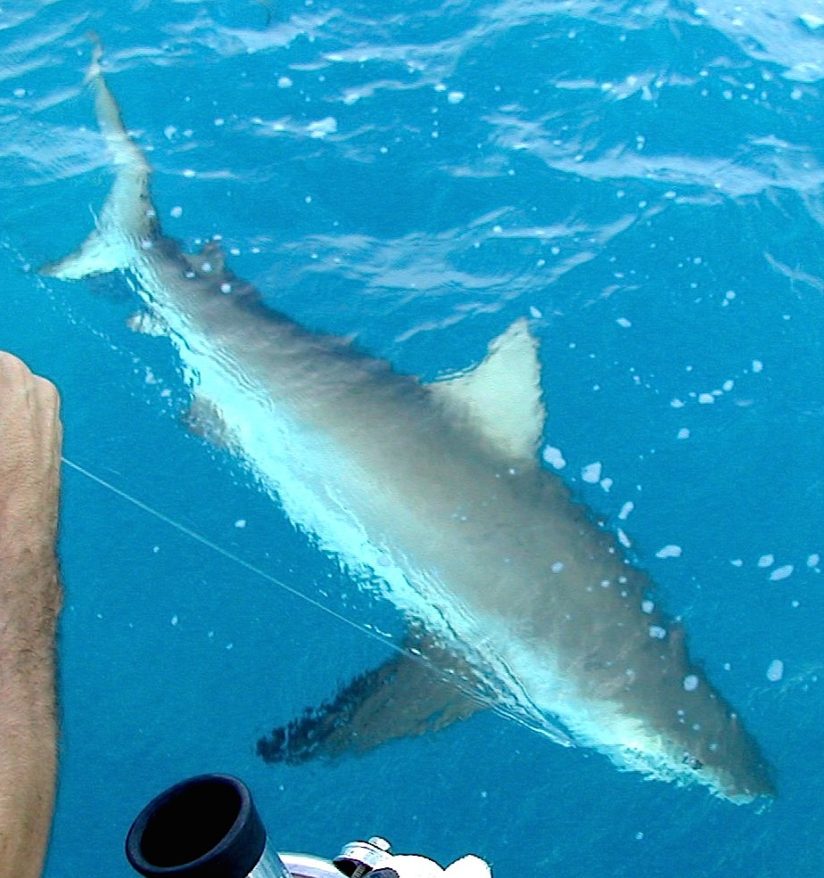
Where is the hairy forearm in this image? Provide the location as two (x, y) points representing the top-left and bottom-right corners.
(0, 351), (63, 878)
(0, 546), (60, 878)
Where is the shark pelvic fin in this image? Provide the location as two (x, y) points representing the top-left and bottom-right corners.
(256, 649), (485, 765)
(428, 318), (546, 464)
(183, 395), (231, 448)
(126, 309), (167, 337)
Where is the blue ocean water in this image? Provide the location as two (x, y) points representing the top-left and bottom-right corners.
(2, 0), (824, 875)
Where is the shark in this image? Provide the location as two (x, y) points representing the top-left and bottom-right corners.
(42, 49), (774, 803)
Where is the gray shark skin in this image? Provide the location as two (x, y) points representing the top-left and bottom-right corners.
(42, 50), (774, 804)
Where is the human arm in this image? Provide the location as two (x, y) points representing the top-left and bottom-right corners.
(0, 352), (62, 878)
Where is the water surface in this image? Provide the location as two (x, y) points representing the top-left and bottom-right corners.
(2, 1), (823, 875)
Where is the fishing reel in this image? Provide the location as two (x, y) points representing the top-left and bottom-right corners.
(125, 774), (492, 878)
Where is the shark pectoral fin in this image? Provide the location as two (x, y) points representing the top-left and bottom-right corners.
(39, 229), (130, 280)
(427, 318), (546, 464)
(256, 651), (485, 765)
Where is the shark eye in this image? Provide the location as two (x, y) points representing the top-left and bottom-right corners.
(682, 754), (704, 771)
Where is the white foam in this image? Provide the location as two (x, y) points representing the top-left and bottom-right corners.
(542, 446), (566, 469)
(618, 501), (634, 520)
(308, 117), (337, 139)
(618, 529), (631, 548)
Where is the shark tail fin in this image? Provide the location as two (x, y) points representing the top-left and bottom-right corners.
(39, 228), (132, 280)
(256, 650), (485, 765)
(39, 39), (157, 281)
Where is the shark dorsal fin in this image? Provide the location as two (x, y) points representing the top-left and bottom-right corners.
(428, 318), (546, 464)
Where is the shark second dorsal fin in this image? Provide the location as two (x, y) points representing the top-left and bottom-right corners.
(185, 240), (227, 277)
(428, 318), (546, 464)
(256, 648), (485, 765)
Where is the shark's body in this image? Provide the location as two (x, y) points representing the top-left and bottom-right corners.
(43, 52), (774, 803)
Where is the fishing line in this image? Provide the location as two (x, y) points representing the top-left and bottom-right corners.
(60, 454), (411, 659)
(59, 455), (546, 736)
